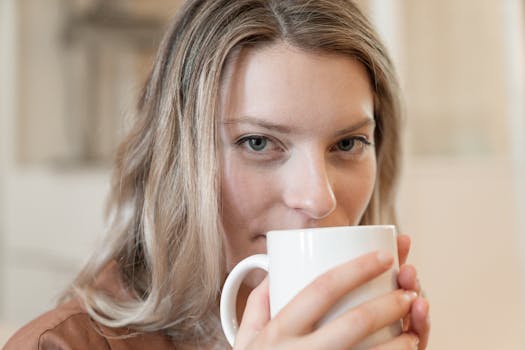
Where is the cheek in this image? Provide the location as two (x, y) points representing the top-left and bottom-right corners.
(336, 158), (377, 224)
(221, 161), (275, 226)
(220, 156), (278, 269)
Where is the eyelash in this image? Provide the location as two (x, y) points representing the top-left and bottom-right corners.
(330, 136), (372, 154)
(234, 135), (283, 154)
(234, 135), (373, 158)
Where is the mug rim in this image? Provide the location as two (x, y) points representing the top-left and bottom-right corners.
(266, 224), (396, 238)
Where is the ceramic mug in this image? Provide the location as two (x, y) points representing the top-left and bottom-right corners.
(220, 225), (401, 349)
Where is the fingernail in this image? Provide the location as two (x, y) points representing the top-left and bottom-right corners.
(413, 335), (420, 349)
(404, 291), (418, 302)
(415, 277), (421, 292)
(376, 250), (393, 265)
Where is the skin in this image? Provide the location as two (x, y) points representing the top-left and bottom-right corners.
(219, 42), (430, 349)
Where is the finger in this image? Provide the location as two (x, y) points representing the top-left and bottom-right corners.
(307, 289), (418, 350)
(398, 264), (420, 292)
(272, 250), (394, 335)
(234, 277), (270, 349)
(409, 297), (430, 350)
(368, 332), (420, 350)
(397, 234), (411, 265)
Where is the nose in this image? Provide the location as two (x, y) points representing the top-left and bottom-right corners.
(282, 153), (336, 220)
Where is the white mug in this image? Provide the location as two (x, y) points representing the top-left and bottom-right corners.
(220, 225), (401, 349)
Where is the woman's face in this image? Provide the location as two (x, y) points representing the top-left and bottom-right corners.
(219, 42), (377, 283)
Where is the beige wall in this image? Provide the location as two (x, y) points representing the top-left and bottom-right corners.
(403, 0), (509, 156)
(16, 0), (68, 163)
(396, 0), (525, 349)
(399, 159), (525, 349)
(365, 1), (525, 349)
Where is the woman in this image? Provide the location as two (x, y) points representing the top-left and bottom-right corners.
(5, 0), (430, 349)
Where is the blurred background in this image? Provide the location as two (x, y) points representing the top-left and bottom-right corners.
(0, 0), (524, 349)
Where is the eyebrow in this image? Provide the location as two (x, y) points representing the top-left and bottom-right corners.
(223, 116), (375, 137)
(223, 116), (293, 133)
(333, 118), (376, 137)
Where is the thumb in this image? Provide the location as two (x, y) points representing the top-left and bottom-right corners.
(233, 276), (270, 349)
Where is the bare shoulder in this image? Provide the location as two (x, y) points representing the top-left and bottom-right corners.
(2, 298), (110, 349)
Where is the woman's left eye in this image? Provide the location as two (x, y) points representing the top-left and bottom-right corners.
(336, 138), (356, 151)
(334, 136), (372, 153)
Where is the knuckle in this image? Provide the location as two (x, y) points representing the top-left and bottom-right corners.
(396, 291), (412, 310)
(357, 251), (377, 267)
(259, 323), (281, 345)
(310, 272), (337, 299)
(361, 253), (389, 277)
(351, 306), (375, 334)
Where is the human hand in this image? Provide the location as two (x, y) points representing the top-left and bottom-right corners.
(396, 234), (431, 350)
(234, 250), (419, 350)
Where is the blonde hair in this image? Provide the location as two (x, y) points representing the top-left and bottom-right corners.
(70, 0), (402, 346)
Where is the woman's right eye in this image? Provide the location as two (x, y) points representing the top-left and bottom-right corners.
(245, 136), (268, 151)
(236, 135), (274, 152)
(234, 135), (286, 161)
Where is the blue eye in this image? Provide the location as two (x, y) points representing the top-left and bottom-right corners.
(234, 134), (285, 161)
(337, 138), (356, 151)
(246, 136), (268, 151)
(334, 137), (372, 153)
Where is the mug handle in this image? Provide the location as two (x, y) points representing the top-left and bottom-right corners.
(220, 254), (269, 346)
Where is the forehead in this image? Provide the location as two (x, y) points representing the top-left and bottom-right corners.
(219, 42), (374, 131)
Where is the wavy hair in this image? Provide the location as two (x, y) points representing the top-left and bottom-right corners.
(70, 0), (402, 346)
